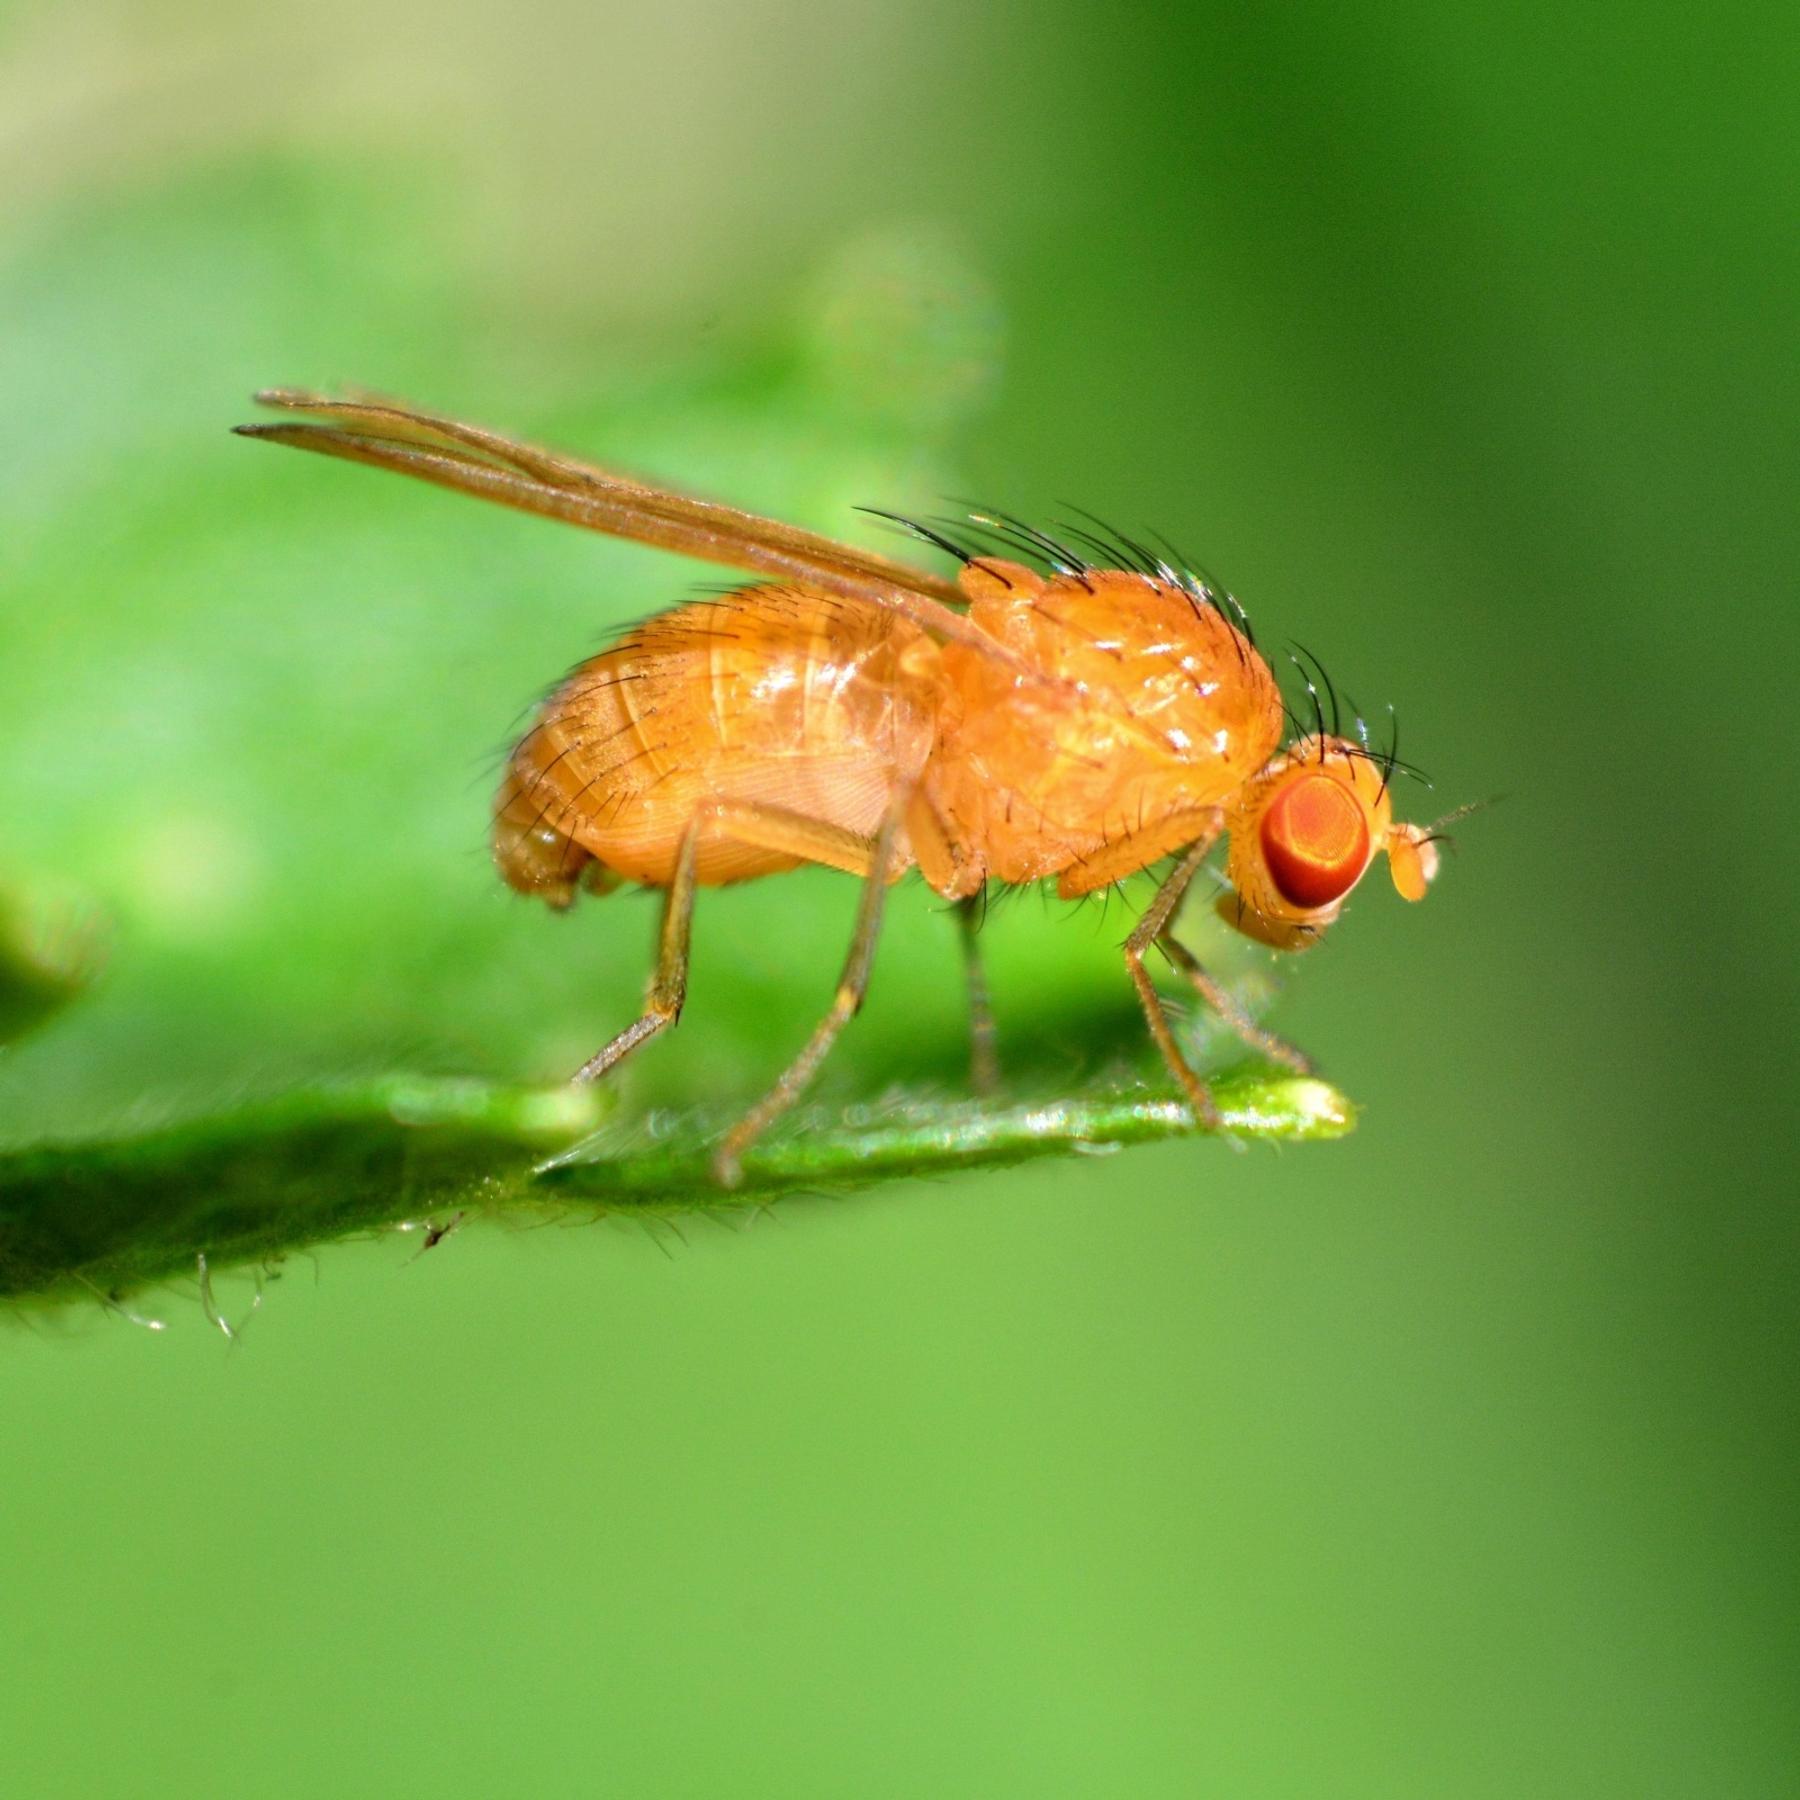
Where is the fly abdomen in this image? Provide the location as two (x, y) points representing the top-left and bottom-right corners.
(493, 586), (941, 899)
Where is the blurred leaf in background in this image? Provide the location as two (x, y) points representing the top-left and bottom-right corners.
(1, 1), (1795, 1796)
(0, 869), (107, 1045)
(0, 143), (1336, 1279)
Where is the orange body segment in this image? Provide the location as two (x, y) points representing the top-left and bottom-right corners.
(926, 565), (1281, 892)
(496, 563), (1289, 906)
(494, 587), (940, 903)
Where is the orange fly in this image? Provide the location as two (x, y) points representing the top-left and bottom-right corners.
(237, 390), (1448, 1183)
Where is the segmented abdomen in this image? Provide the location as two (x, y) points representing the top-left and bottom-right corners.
(494, 586), (941, 904)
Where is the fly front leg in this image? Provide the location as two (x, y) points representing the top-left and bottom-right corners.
(1115, 817), (1229, 1129)
(1154, 933), (1315, 1076)
(712, 792), (912, 1188)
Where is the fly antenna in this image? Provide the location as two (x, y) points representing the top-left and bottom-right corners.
(1419, 794), (1502, 848)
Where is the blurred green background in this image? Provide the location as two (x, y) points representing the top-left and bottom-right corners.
(2, 0), (1795, 1793)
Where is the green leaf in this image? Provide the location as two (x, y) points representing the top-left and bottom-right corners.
(0, 160), (1358, 1317)
(0, 1069), (1352, 1307)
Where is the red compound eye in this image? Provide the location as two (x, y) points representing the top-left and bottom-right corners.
(1259, 774), (1371, 909)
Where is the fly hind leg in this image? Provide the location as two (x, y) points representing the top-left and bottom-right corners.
(570, 820), (704, 1082)
(712, 792), (912, 1187)
(568, 798), (906, 1178)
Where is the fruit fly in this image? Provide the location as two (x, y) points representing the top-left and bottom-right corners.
(237, 390), (1447, 1184)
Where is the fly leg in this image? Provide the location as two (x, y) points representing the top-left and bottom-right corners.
(712, 792), (911, 1187)
(571, 799), (883, 1086)
(907, 795), (996, 1092)
(570, 820), (703, 1082)
(955, 893), (1000, 1097)
(1154, 933), (1315, 1076)
(1122, 832), (1228, 1129)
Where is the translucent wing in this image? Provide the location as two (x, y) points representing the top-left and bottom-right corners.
(235, 389), (1003, 655)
